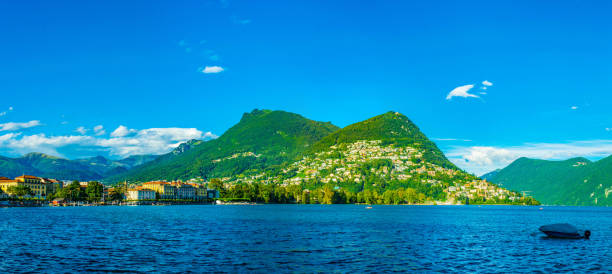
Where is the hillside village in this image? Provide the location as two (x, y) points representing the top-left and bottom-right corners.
(217, 140), (524, 204)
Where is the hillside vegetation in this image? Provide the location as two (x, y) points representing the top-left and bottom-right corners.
(110, 110), (537, 205)
(484, 156), (612, 206)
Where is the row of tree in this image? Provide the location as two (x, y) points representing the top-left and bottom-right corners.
(212, 179), (438, 205)
(211, 179), (540, 205)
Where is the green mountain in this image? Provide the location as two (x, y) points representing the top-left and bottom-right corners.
(0, 153), (158, 181)
(484, 156), (612, 206)
(310, 111), (457, 169)
(106, 109), (340, 182)
(111, 110), (532, 205)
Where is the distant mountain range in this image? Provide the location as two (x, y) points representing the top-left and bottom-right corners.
(0, 152), (158, 181)
(482, 156), (612, 206)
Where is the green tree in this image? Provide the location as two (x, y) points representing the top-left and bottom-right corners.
(7, 185), (34, 197)
(209, 178), (226, 196)
(85, 181), (104, 202)
(60, 180), (85, 201)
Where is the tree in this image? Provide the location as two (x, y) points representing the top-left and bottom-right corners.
(109, 188), (124, 201)
(85, 181), (104, 202)
(59, 180), (85, 201)
(209, 178), (226, 196)
(7, 185), (33, 197)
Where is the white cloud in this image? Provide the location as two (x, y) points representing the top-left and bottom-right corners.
(93, 125), (106, 136)
(0, 133), (93, 157)
(446, 84), (478, 100)
(202, 66), (224, 74)
(75, 126), (88, 135)
(0, 120), (42, 131)
(0, 126), (218, 158)
(447, 140), (612, 175)
(482, 80), (493, 86)
(100, 128), (216, 157)
(606, 128), (611, 132)
(480, 86), (487, 90)
(110, 125), (136, 137)
(9, 107), (13, 111)
(0, 133), (21, 142)
(571, 106), (578, 110)
(479, 92), (487, 95)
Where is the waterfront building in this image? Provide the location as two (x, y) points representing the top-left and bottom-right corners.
(193, 184), (209, 201)
(41, 178), (62, 196)
(141, 181), (177, 199)
(207, 189), (220, 199)
(126, 188), (156, 201)
(0, 175), (48, 199)
(174, 182), (196, 200)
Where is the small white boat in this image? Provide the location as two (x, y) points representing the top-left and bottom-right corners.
(539, 223), (590, 239)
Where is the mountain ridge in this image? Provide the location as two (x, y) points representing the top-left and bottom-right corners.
(0, 153), (158, 181)
(484, 155), (612, 206)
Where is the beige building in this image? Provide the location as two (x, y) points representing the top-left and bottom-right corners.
(0, 175), (47, 199)
(126, 188), (156, 201)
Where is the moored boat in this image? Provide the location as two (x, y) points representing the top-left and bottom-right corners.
(539, 223), (590, 239)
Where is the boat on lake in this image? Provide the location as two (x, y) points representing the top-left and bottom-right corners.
(539, 223), (590, 239)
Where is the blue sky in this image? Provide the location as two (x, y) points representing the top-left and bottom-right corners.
(1, 0), (611, 175)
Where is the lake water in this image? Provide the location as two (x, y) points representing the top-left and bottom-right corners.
(1, 205), (610, 273)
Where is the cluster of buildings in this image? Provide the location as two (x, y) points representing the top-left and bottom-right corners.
(0, 174), (220, 203)
(126, 181), (219, 201)
(0, 175), (62, 199)
(206, 139), (525, 204)
(220, 140), (460, 187)
(445, 179), (519, 202)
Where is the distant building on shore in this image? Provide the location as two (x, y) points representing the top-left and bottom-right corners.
(126, 187), (156, 201)
(0, 175), (63, 199)
(125, 180), (219, 201)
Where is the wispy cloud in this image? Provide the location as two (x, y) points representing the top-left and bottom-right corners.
(75, 126), (88, 135)
(482, 80), (493, 86)
(0, 106), (14, 117)
(446, 84), (478, 100)
(94, 125), (106, 136)
(571, 106), (579, 110)
(447, 140), (612, 175)
(0, 120), (42, 131)
(202, 66), (225, 74)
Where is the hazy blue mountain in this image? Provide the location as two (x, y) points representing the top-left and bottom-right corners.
(0, 153), (158, 181)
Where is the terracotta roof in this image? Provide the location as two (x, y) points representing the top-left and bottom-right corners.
(0, 177), (9, 180)
(16, 175), (40, 179)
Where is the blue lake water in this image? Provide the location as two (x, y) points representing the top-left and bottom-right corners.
(1, 205), (610, 273)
